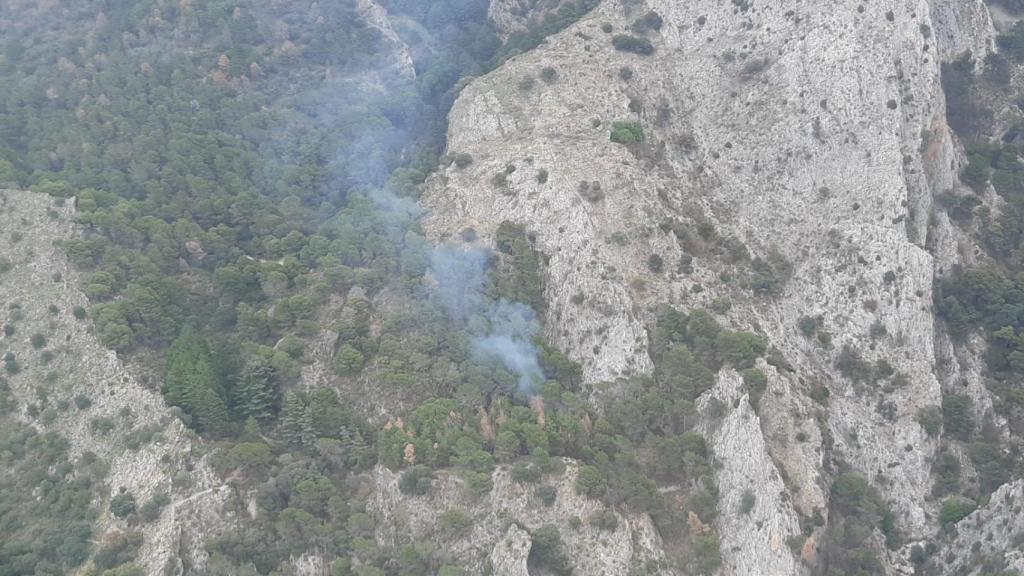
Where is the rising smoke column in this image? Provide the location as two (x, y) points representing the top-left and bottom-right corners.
(283, 9), (546, 396)
(430, 244), (544, 394)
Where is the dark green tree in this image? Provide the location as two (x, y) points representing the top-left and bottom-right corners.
(164, 328), (229, 434)
(233, 356), (280, 423)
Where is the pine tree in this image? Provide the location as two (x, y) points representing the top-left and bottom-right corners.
(299, 405), (317, 449)
(240, 417), (262, 442)
(191, 382), (230, 435)
(280, 392), (309, 449)
(164, 327), (229, 435)
(349, 430), (373, 470)
(233, 357), (278, 422)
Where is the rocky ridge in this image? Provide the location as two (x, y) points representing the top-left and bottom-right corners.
(368, 459), (670, 575)
(422, 0), (1021, 572)
(0, 189), (231, 575)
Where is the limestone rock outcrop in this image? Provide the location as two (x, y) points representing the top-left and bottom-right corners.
(422, 0), (1001, 572)
(0, 189), (232, 575)
(368, 461), (670, 574)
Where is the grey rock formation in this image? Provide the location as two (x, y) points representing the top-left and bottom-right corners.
(368, 460), (670, 574)
(698, 369), (803, 575)
(931, 479), (1024, 575)
(422, 0), (1003, 572)
(356, 0), (416, 79)
(488, 523), (532, 576)
(488, 0), (563, 38)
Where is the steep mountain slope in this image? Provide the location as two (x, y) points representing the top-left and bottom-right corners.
(423, 0), (1021, 573)
(0, 189), (230, 575)
(3, 0), (1024, 574)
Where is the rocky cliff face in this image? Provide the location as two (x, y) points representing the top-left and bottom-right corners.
(0, 189), (232, 575)
(368, 460), (670, 575)
(488, 0), (566, 38)
(933, 479), (1024, 575)
(4, 0), (1021, 573)
(421, 0), (1020, 572)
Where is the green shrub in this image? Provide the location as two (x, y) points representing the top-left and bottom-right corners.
(611, 34), (655, 55)
(939, 496), (976, 526)
(932, 449), (962, 496)
(398, 465), (434, 496)
(610, 121), (644, 144)
(746, 252), (793, 296)
(437, 509), (472, 535)
(915, 406), (942, 437)
(819, 473), (895, 572)
(588, 508), (618, 531)
(631, 11), (663, 33)
(869, 320), (888, 339)
(535, 484), (557, 506)
(836, 345), (872, 383)
(961, 152), (992, 191)
(941, 394), (975, 441)
(512, 461), (541, 485)
(91, 414), (116, 432)
(93, 531), (143, 570)
(138, 493), (170, 523)
(739, 489), (756, 514)
(333, 344), (365, 375)
(491, 221), (546, 312)
(575, 464), (607, 498)
(714, 331), (766, 368)
(691, 534), (722, 573)
(528, 525), (574, 576)
(997, 21), (1024, 61)
(110, 491), (137, 519)
(30, 333), (47, 349)
(798, 315), (818, 336)
(688, 488), (719, 523)
(2, 352), (19, 375)
(810, 384), (830, 404)
(941, 52), (992, 139)
(656, 344), (715, 400)
(969, 440), (1012, 494)
(742, 368), (767, 409)
(710, 297), (732, 313)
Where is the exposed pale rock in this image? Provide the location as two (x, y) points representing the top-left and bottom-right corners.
(489, 523), (532, 576)
(368, 460), (670, 574)
(423, 0), (1001, 571)
(699, 370), (804, 576)
(488, 0), (564, 39)
(355, 0), (416, 79)
(0, 189), (231, 574)
(929, 480), (1024, 575)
